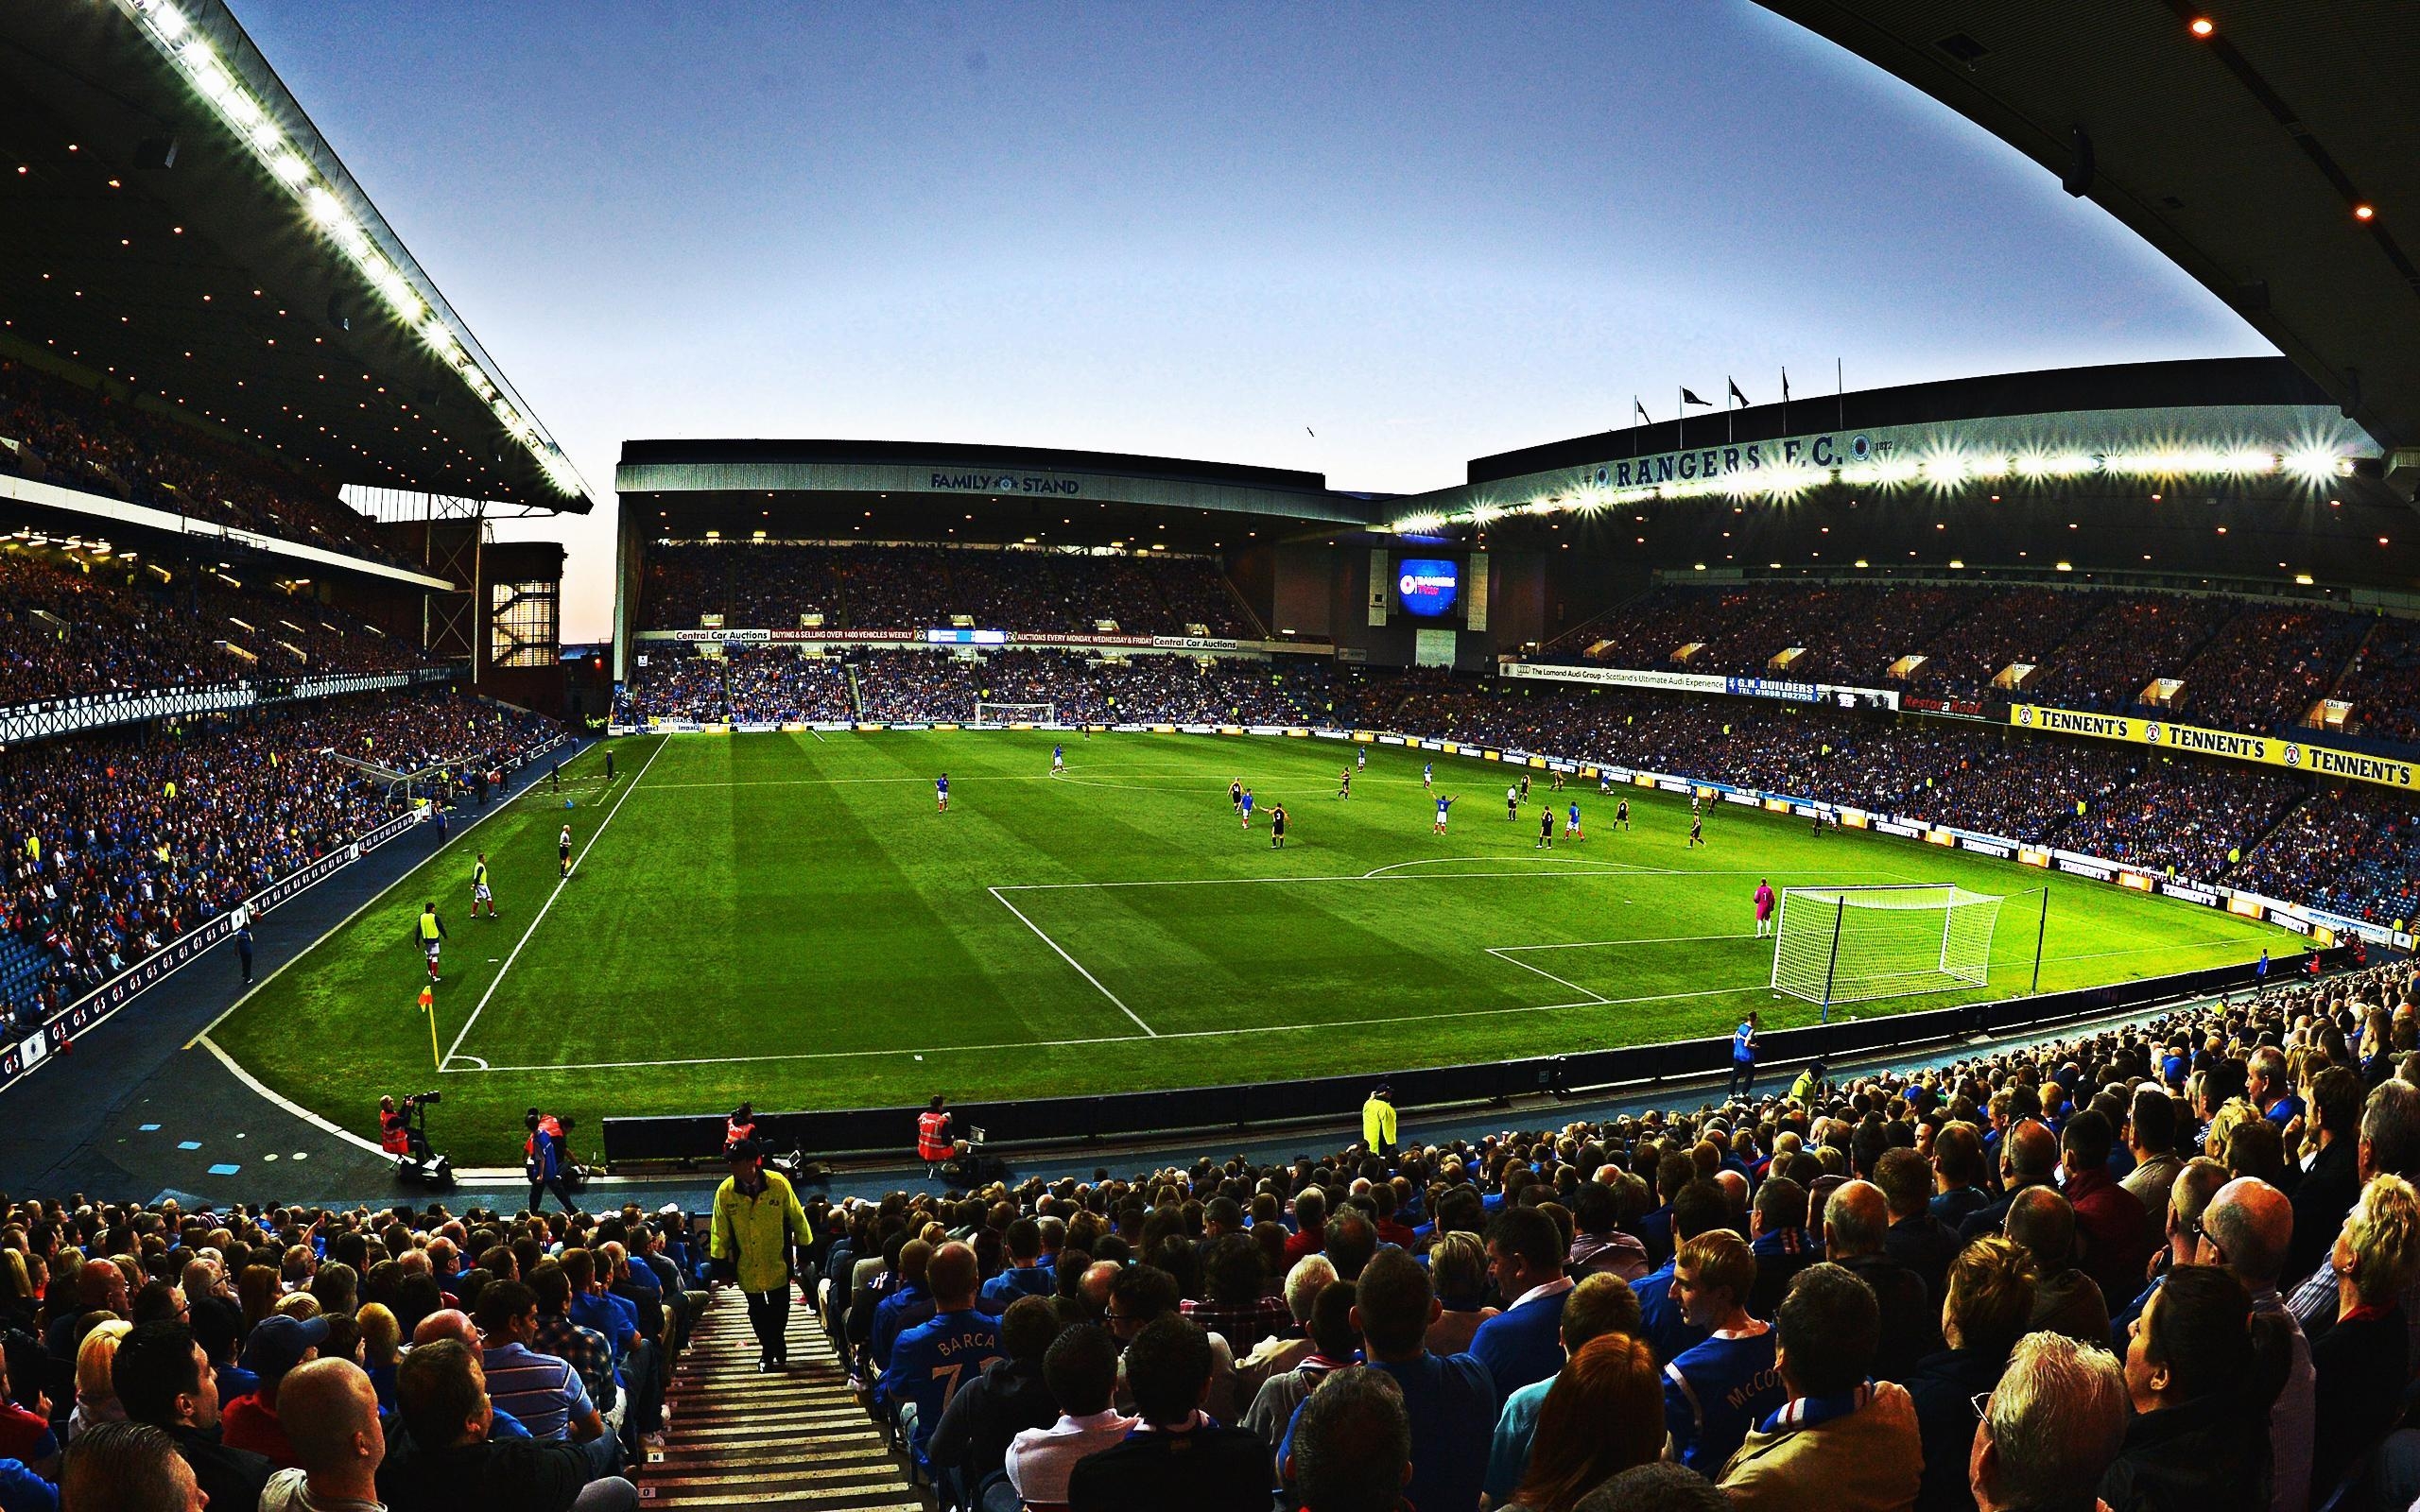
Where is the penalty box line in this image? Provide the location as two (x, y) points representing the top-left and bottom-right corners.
(440, 735), (668, 1072)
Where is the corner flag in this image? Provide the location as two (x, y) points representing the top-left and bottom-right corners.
(420, 985), (440, 1070)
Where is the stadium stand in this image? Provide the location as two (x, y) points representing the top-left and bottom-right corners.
(0, 360), (408, 568)
(0, 690), (556, 1027)
(1560, 581), (2416, 737)
(10, 956), (2412, 1510)
(0, 547), (431, 704)
(637, 543), (1255, 637)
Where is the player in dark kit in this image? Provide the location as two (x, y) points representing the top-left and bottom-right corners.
(1518, 774), (1530, 802)
(1616, 797), (1631, 831)
(1270, 803), (1288, 848)
(1230, 779), (1243, 814)
(1337, 768), (1352, 799)
(559, 823), (574, 878)
(1687, 813), (1704, 848)
(1536, 808), (1554, 850)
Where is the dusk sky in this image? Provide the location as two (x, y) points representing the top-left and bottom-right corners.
(239, 1), (2273, 641)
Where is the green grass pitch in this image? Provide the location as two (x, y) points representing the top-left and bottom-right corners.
(210, 730), (2293, 1164)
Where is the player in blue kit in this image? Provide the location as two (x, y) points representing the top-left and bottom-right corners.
(1423, 761), (1434, 789)
(1051, 743), (1064, 775)
(1433, 795), (1454, 834)
(935, 773), (949, 813)
(1240, 787), (1254, 828)
(1357, 746), (1367, 771)
(1565, 801), (1582, 840)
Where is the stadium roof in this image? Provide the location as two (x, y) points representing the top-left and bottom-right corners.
(1399, 358), (2413, 593)
(0, 0), (594, 514)
(618, 438), (1388, 552)
(1757, 0), (2420, 458)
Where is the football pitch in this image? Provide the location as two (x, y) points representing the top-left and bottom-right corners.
(208, 730), (2292, 1164)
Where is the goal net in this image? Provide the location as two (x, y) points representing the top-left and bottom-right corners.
(973, 702), (1056, 727)
(1771, 885), (2004, 1008)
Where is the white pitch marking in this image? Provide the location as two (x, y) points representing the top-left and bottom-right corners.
(193, 1035), (389, 1156)
(1483, 947), (1609, 1005)
(987, 886), (1158, 1037)
(450, 983), (1772, 1074)
(441, 736), (666, 1069)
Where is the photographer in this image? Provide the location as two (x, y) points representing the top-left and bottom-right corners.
(381, 1094), (435, 1161)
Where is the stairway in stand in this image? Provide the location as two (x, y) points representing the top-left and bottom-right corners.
(640, 1287), (921, 1511)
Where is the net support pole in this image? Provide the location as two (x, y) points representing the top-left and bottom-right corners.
(1821, 894), (1846, 1024)
(2031, 888), (2048, 997)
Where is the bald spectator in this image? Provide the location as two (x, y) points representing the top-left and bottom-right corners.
(1960, 1121), (2060, 1244)
(1968, 1332), (2129, 1512)
(2004, 1189), (2109, 1348)
(1821, 1180), (1937, 1382)
(47, 1263), (127, 1362)
(2060, 1110), (2153, 1304)
(56, 1420), (201, 1512)
(2197, 1178), (2314, 1512)
(261, 1358), (383, 1512)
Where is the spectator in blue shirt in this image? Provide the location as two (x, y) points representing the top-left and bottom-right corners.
(1746, 1178), (1821, 1319)
(1483, 1272), (1644, 1502)
(876, 1242), (1000, 1468)
(1281, 1247), (1495, 1512)
(870, 1240), (937, 1375)
(1635, 1182), (1730, 1366)
(1471, 1209), (1571, 1400)
(979, 1220), (1055, 1316)
(1663, 1230), (1784, 1473)
(471, 1280), (620, 1484)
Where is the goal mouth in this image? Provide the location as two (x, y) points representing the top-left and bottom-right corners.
(1771, 883), (2007, 1008)
(972, 702), (1059, 728)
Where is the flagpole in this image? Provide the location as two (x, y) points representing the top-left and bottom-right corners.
(1837, 357), (1844, 432)
(1782, 367), (1789, 437)
(427, 991), (441, 1071)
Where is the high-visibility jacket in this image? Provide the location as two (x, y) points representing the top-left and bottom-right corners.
(418, 911), (443, 941)
(712, 1169), (811, 1294)
(917, 1109), (954, 1162)
(1363, 1095), (1397, 1149)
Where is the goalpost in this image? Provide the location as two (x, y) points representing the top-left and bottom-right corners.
(973, 701), (1057, 727)
(1771, 884), (2030, 1016)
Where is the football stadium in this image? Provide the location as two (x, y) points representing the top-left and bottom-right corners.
(3, 3), (2419, 1511)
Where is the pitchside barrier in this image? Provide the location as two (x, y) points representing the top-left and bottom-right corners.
(597, 945), (2342, 1170)
(0, 732), (571, 1096)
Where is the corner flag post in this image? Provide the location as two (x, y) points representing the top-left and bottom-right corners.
(2030, 888), (2049, 997)
(422, 986), (441, 1071)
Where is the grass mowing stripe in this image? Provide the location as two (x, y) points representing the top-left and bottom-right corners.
(440, 734), (666, 1069)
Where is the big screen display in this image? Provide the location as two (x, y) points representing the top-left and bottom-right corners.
(1396, 558), (1461, 617)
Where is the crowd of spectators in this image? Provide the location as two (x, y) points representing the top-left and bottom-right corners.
(780, 957), (2420, 1511)
(2236, 788), (2420, 933)
(0, 1193), (714, 1511)
(1562, 582), (2417, 738)
(2334, 619), (2420, 747)
(637, 543), (1254, 638)
(0, 550), (428, 706)
(614, 649), (852, 726)
(9, 957), (2417, 1511)
(0, 691), (558, 1029)
(0, 361), (405, 568)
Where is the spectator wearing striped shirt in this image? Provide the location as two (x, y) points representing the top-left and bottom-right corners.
(473, 1280), (620, 1484)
